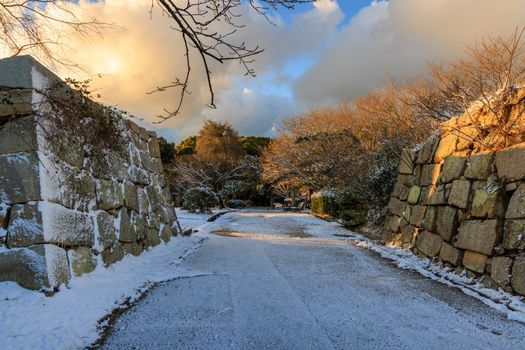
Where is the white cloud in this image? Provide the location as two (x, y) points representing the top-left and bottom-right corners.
(296, 0), (525, 107)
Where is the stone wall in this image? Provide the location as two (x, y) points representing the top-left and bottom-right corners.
(0, 56), (180, 291)
(383, 91), (525, 296)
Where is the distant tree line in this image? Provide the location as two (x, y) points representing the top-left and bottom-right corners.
(159, 121), (272, 210)
(261, 29), (525, 227)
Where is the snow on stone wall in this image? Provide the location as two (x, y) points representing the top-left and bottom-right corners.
(0, 56), (181, 291)
(383, 91), (525, 296)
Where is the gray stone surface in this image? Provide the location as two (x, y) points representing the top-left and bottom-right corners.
(388, 197), (406, 217)
(439, 242), (463, 266)
(448, 180), (471, 209)
(0, 55), (60, 89)
(409, 205), (426, 227)
(511, 256), (525, 296)
(465, 152), (494, 180)
(421, 206), (437, 232)
(96, 179), (125, 211)
(96, 210), (118, 250)
(470, 185), (505, 219)
(491, 256), (513, 291)
(436, 206), (458, 242)
(440, 156), (466, 183)
(495, 143), (525, 182)
(6, 202), (44, 247)
(0, 116), (36, 154)
(415, 231), (442, 258)
(416, 135), (439, 164)
(69, 247), (97, 277)
(506, 184), (525, 219)
(420, 164), (441, 186)
(118, 208), (134, 243)
(463, 251), (488, 274)
(454, 220), (500, 255)
(0, 152), (41, 204)
(123, 182), (139, 212)
(502, 220), (525, 250)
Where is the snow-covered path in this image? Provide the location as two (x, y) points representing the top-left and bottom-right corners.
(101, 210), (525, 349)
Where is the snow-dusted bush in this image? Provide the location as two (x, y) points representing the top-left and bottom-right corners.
(182, 187), (219, 213)
(227, 199), (246, 209)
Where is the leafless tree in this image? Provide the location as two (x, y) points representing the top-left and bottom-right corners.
(0, 0), (106, 67)
(1, 0), (312, 121)
(149, 0), (314, 122)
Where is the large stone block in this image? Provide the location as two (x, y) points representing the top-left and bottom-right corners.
(506, 184), (525, 219)
(491, 256), (513, 291)
(6, 203), (43, 247)
(95, 210), (117, 250)
(0, 244), (69, 290)
(148, 137), (161, 158)
(131, 211), (147, 241)
(60, 171), (96, 212)
(454, 220), (500, 255)
(495, 143), (525, 182)
(410, 205), (427, 227)
(511, 256), (525, 296)
(416, 135), (439, 165)
(138, 188), (150, 215)
(415, 231), (442, 258)
(502, 220), (525, 250)
(465, 152), (494, 180)
(399, 149), (415, 175)
(462, 251), (487, 274)
(421, 206), (437, 232)
(388, 197), (406, 217)
(436, 206), (458, 241)
(146, 228), (161, 247)
(96, 179), (124, 211)
(440, 156), (466, 183)
(123, 181), (140, 212)
(439, 242), (463, 266)
(434, 134), (458, 163)
(0, 152), (41, 204)
(128, 166), (149, 186)
(403, 186), (421, 204)
(400, 225), (416, 244)
(0, 89), (33, 117)
(41, 201), (94, 247)
(117, 208), (134, 243)
(122, 241), (143, 256)
(160, 224), (172, 242)
(420, 164), (441, 187)
(470, 184), (505, 219)
(69, 247), (97, 277)
(427, 185), (447, 206)
(0, 116), (36, 154)
(101, 242), (125, 266)
(448, 180), (471, 209)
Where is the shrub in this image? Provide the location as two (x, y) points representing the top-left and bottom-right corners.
(311, 190), (337, 216)
(227, 199), (246, 209)
(182, 187), (219, 213)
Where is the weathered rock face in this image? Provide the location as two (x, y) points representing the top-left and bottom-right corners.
(0, 55), (180, 291)
(454, 220), (499, 255)
(383, 95), (525, 296)
(415, 231), (442, 258)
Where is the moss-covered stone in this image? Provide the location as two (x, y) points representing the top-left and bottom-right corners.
(440, 156), (466, 183)
(69, 247), (97, 277)
(465, 152), (494, 180)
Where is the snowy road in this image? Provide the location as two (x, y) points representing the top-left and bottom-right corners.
(100, 210), (525, 350)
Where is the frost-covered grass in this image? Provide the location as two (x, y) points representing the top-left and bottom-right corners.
(0, 235), (205, 350)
